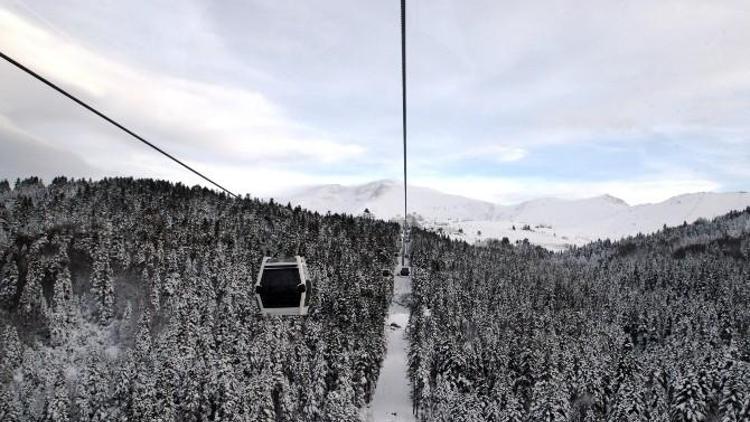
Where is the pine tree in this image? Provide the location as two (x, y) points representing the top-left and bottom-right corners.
(19, 255), (47, 318)
(163, 250), (180, 299)
(671, 372), (708, 422)
(322, 386), (361, 422)
(1, 324), (23, 375)
(0, 256), (18, 307)
(500, 391), (525, 422)
(609, 376), (647, 422)
(44, 370), (70, 422)
(90, 243), (115, 325)
(737, 392), (750, 422)
(246, 368), (275, 422)
(301, 347), (328, 421)
(50, 262), (75, 346)
(142, 268), (161, 313)
(131, 309), (158, 421)
(0, 386), (22, 422)
(719, 374), (744, 422)
(76, 353), (110, 422)
(528, 376), (570, 422)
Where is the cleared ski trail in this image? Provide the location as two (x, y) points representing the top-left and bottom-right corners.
(366, 256), (416, 422)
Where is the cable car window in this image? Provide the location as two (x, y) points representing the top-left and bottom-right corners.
(260, 267), (302, 308)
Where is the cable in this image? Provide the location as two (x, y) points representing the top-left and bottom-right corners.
(400, 0), (408, 267)
(0, 50), (239, 199)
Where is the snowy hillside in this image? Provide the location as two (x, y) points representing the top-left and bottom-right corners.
(281, 181), (750, 250)
(279, 180), (497, 222)
(579, 192), (750, 240)
(494, 194), (629, 227)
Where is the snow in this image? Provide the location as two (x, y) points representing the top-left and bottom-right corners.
(283, 181), (750, 250)
(450, 192), (750, 249)
(579, 192), (750, 240)
(279, 179), (496, 222)
(366, 256), (416, 422)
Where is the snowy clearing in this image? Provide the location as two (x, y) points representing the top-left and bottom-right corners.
(366, 256), (416, 422)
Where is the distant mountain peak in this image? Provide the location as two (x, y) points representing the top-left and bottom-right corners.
(279, 181), (750, 249)
(597, 194), (629, 206)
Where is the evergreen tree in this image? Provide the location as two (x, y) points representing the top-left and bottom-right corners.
(0, 386), (21, 421)
(1, 324), (23, 375)
(50, 262), (75, 346)
(500, 391), (525, 422)
(671, 372), (708, 422)
(131, 309), (158, 421)
(44, 370), (70, 422)
(0, 257), (18, 307)
(90, 243), (115, 325)
(75, 353), (110, 422)
(19, 255), (47, 318)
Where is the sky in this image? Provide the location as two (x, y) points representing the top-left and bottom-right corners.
(1, 0), (749, 205)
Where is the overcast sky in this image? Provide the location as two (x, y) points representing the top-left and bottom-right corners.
(1, 0), (749, 205)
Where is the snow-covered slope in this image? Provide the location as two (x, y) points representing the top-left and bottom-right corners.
(494, 194), (630, 228)
(581, 192), (750, 240)
(280, 181), (750, 250)
(279, 180), (497, 221)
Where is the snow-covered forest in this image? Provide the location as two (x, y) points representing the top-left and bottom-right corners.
(407, 210), (750, 421)
(2, 176), (750, 422)
(0, 177), (399, 421)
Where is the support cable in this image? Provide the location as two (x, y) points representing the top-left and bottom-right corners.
(400, 0), (408, 267)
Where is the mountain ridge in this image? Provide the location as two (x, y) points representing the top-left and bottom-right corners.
(280, 180), (750, 249)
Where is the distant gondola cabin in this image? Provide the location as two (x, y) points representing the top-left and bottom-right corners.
(255, 256), (311, 316)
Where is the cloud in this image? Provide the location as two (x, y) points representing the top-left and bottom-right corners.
(125, 152), (373, 199)
(0, 8), (365, 183)
(0, 116), (101, 181)
(1, 0), (749, 203)
(462, 145), (527, 163)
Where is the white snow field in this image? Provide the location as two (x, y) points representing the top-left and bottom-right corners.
(365, 256), (416, 422)
(282, 181), (750, 250)
(281, 179), (496, 222)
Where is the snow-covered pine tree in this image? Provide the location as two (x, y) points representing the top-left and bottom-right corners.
(75, 352), (111, 422)
(90, 241), (115, 325)
(0, 386), (22, 421)
(131, 308), (158, 421)
(18, 254), (48, 319)
(0, 324), (23, 376)
(0, 256), (18, 307)
(498, 387), (525, 422)
(44, 370), (70, 422)
(50, 260), (75, 346)
(671, 371), (708, 422)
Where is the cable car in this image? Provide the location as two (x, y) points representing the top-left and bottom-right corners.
(255, 256), (311, 316)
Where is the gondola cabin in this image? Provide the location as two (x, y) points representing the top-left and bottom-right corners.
(255, 256), (311, 316)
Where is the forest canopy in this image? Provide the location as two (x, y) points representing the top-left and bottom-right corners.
(407, 206), (750, 421)
(0, 177), (399, 421)
(1, 177), (749, 422)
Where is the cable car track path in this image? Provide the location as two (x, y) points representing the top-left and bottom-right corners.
(365, 248), (416, 422)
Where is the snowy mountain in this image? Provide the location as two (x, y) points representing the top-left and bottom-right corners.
(278, 180), (497, 221)
(493, 194), (630, 227)
(579, 192), (750, 240)
(281, 181), (750, 250)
